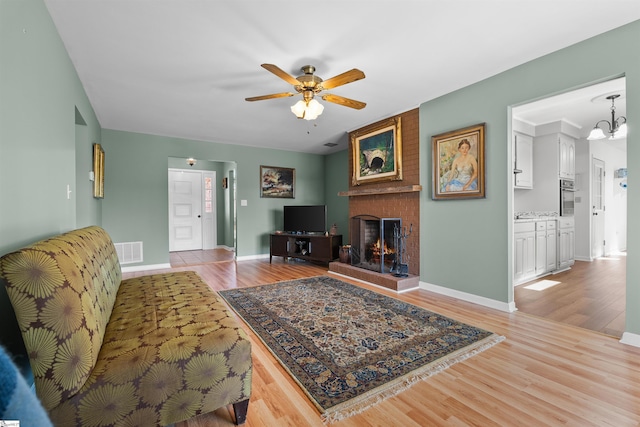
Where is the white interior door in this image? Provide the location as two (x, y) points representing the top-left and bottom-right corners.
(169, 170), (203, 251)
(591, 158), (605, 258)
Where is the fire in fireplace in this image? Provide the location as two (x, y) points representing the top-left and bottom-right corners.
(350, 215), (401, 273)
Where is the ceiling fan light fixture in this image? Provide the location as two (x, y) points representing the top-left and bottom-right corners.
(247, 63), (365, 118)
(305, 99), (324, 120)
(291, 98), (324, 120)
(291, 100), (307, 118)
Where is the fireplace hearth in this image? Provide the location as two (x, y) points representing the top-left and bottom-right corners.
(350, 215), (401, 273)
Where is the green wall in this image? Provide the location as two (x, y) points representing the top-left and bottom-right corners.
(324, 137), (350, 242)
(419, 20), (640, 335)
(101, 130), (332, 264)
(0, 0), (102, 256)
(0, 0), (102, 371)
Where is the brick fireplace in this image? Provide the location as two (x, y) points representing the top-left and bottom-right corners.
(329, 109), (420, 291)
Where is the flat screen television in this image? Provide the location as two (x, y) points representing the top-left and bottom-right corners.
(283, 205), (327, 234)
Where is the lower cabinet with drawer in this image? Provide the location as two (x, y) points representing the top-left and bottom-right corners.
(515, 219), (558, 285)
(514, 222), (536, 284)
(558, 217), (575, 270)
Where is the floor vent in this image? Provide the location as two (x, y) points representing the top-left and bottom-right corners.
(114, 241), (143, 264)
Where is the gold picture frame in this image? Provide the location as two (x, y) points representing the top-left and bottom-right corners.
(351, 117), (402, 185)
(260, 165), (295, 198)
(93, 143), (105, 198)
(432, 123), (485, 200)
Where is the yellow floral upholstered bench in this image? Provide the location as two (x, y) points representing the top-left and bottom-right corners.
(0, 226), (252, 426)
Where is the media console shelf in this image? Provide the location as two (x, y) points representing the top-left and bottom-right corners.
(270, 233), (342, 264)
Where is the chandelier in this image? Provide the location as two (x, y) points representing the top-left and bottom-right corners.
(587, 94), (627, 140)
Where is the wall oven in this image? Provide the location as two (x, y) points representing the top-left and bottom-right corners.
(560, 179), (575, 216)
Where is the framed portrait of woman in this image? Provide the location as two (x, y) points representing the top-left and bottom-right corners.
(432, 123), (485, 200)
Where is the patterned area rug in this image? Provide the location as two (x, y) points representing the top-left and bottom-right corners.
(218, 276), (504, 423)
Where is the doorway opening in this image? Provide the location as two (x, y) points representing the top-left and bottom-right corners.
(167, 157), (237, 262)
(511, 77), (627, 337)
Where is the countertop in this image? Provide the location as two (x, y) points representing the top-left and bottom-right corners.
(514, 211), (559, 222)
(514, 216), (558, 223)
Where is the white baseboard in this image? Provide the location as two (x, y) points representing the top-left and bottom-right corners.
(121, 263), (171, 273)
(420, 281), (517, 313)
(236, 254), (270, 262)
(620, 332), (640, 348)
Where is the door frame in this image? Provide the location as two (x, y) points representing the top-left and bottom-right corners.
(591, 157), (605, 259)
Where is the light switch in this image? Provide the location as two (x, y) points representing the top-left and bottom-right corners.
(241, 199), (248, 206)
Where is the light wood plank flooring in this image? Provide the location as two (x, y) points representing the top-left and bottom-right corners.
(124, 257), (640, 427)
(170, 248), (235, 267)
(515, 254), (626, 337)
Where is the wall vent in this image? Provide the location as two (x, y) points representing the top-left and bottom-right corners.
(114, 242), (143, 265)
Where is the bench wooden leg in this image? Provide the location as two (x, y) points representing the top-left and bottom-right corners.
(232, 399), (250, 425)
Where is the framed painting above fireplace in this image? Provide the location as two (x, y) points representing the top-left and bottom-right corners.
(351, 117), (402, 185)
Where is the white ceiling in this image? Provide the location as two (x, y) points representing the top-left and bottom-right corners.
(44, 1), (640, 155)
(514, 77), (628, 150)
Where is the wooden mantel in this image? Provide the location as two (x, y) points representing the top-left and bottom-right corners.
(338, 184), (422, 197)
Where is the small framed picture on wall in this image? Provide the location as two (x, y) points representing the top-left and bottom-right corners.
(260, 165), (295, 198)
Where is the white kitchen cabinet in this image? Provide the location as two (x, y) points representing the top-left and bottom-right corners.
(535, 221), (547, 275)
(534, 220), (558, 276)
(515, 219), (558, 285)
(514, 222), (536, 283)
(559, 134), (575, 180)
(558, 217), (575, 270)
(514, 132), (533, 189)
(546, 220), (557, 272)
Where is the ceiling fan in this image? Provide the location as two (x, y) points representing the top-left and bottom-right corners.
(245, 64), (366, 120)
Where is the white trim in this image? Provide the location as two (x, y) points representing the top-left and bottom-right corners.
(420, 281), (517, 312)
(619, 332), (640, 348)
(236, 254), (270, 261)
(121, 263), (171, 273)
(202, 171), (216, 250)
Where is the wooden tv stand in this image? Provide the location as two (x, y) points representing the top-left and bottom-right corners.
(270, 233), (342, 264)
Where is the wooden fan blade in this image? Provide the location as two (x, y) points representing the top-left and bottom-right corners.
(320, 69), (365, 90)
(245, 92), (295, 102)
(261, 64), (300, 86)
(321, 94), (366, 110)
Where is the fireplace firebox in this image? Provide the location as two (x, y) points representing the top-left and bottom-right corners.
(350, 215), (401, 273)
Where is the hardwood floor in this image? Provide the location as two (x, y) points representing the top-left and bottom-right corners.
(170, 248), (235, 267)
(515, 254), (626, 337)
(124, 257), (640, 427)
